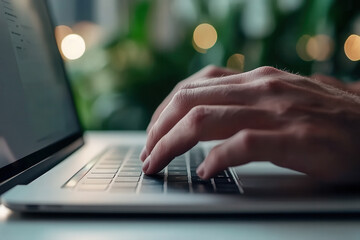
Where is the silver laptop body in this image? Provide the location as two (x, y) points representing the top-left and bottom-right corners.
(1, 0), (360, 214)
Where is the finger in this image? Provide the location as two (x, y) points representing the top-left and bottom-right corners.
(145, 76), (332, 159)
(146, 66), (292, 133)
(196, 129), (293, 179)
(170, 70), (257, 91)
(144, 82), (262, 158)
(142, 106), (279, 174)
(146, 66), (239, 132)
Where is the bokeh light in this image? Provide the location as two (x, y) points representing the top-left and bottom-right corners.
(54, 25), (72, 49)
(344, 34), (360, 61)
(193, 23), (217, 53)
(306, 34), (334, 61)
(61, 34), (86, 60)
(296, 34), (312, 61)
(297, 34), (334, 61)
(227, 53), (245, 72)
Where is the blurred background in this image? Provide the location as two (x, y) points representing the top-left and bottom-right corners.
(48, 0), (360, 131)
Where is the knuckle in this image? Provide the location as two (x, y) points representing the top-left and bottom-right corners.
(174, 80), (187, 90)
(172, 89), (192, 107)
(178, 82), (194, 90)
(239, 129), (256, 152)
(187, 106), (208, 130)
(256, 66), (281, 75)
(219, 86), (233, 99)
(202, 65), (221, 77)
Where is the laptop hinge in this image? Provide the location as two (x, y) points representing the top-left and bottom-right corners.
(0, 137), (84, 195)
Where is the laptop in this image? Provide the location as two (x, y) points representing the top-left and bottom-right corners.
(1, 0), (360, 214)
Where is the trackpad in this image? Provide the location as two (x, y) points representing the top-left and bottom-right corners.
(233, 163), (360, 198)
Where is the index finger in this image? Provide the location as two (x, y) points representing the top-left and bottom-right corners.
(142, 106), (279, 174)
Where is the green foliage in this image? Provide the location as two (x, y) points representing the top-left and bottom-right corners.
(67, 0), (360, 130)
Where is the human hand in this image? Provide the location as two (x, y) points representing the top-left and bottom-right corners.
(145, 65), (239, 132)
(141, 66), (360, 183)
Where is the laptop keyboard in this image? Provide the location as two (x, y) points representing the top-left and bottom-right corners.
(63, 146), (243, 194)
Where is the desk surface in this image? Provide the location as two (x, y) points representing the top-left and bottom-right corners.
(1, 204), (360, 240)
(1, 132), (360, 240)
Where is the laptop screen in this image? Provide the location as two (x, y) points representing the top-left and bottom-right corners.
(0, 0), (81, 180)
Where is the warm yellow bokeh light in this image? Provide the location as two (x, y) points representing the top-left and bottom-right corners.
(344, 34), (360, 61)
(227, 53), (245, 72)
(54, 25), (72, 54)
(296, 35), (312, 61)
(306, 34), (333, 61)
(55, 25), (72, 43)
(61, 34), (86, 60)
(193, 23), (217, 52)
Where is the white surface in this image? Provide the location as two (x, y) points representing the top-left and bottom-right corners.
(1, 131), (360, 239)
(1, 203), (360, 240)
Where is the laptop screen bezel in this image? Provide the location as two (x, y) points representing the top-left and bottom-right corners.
(0, 1), (84, 186)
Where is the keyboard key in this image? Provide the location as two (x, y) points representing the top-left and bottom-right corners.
(78, 184), (108, 191)
(192, 183), (214, 193)
(168, 161), (186, 167)
(95, 164), (121, 169)
(115, 177), (140, 182)
(167, 176), (188, 182)
(124, 162), (143, 167)
(167, 171), (187, 176)
(171, 155), (186, 162)
(215, 184), (240, 194)
(191, 176), (211, 184)
(214, 178), (234, 184)
(167, 183), (189, 193)
(110, 187), (137, 193)
(168, 182), (189, 188)
(100, 160), (123, 165)
(142, 179), (164, 185)
(143, 174), (164, 180)
(112, 182), (138, 188)
(118, 172), (141, 177)
(90, 169), (118, 174)
(168, 166), (186, 171)
(87, 173), (115, 179)
(66, 146), (240, 195)
(121, 167), (141, 172)
(82, 179), (112, 185)
(216, 188), (240, 194)
(127, 156), (141, 160)
(168, 161), (186, 165)
(106, 152), (128, 158)
(215, 172), (228, 178)
(102, 157), (124, 162)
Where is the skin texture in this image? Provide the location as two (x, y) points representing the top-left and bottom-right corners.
(141, 65), (360, 183)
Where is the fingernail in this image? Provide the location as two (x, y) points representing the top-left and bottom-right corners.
(142, 155), (151, 173)
(140, 146), (147, 161)
(196, 163), (205, 178)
